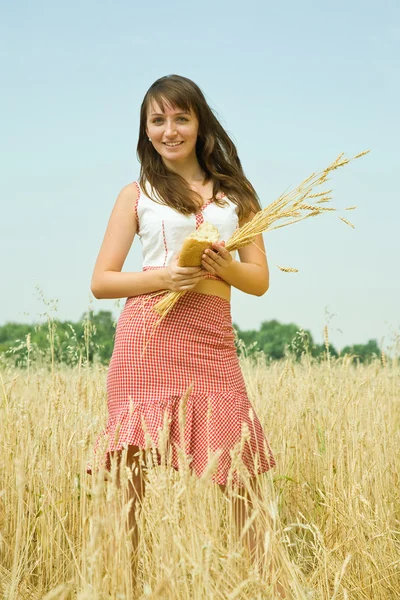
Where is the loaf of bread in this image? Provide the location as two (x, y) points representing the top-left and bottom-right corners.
(178, 222), (220, 267)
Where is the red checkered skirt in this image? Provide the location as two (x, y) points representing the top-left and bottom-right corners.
(87, 291), (276, 487)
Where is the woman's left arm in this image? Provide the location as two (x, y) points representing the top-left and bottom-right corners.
(201, 226), (270, 296)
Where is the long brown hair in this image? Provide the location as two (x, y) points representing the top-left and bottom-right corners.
(137, 74), (262, 223)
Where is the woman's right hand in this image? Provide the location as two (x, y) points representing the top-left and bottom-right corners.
(163, 255), (207, 292)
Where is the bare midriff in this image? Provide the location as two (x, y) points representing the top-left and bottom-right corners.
(192, 278), (231, 302)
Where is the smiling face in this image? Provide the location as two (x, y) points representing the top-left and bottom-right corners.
(145, 99), (200, 167)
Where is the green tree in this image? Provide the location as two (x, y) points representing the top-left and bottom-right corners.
(234, 319), (340, 361)
(235, 319), (315, 360)
(341, 339), (380, 363)
(0, 310), (117, 367)
(90, 310), (117, 363)
(0, 313), (379, 368)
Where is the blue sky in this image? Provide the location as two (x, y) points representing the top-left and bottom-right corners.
(1, 0), (399, 351)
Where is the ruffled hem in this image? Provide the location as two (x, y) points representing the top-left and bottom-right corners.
(87, 392), (276, 487)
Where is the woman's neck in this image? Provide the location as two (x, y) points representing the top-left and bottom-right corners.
(162, 155), (205, 185)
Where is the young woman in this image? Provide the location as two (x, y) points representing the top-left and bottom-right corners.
(89, 74), (281, 594)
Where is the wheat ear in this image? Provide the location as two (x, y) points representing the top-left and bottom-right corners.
(153, 150), (370, 323)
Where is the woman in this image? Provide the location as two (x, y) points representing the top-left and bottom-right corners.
(89, 74), (281, 594)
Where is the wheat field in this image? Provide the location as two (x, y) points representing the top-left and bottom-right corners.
(0, 344), (399, 599)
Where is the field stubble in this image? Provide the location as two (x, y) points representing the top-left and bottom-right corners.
(0, 352), (399, 599)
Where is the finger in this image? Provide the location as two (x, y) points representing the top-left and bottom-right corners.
(202, 254), (217, 268)
(177, 278), (206, 291)
(204, 249), (223, 265)
(180, 283), (202, 290)
(176, 274), (206, 286)
(176, 266), (204, 275)
(214, 247), (232, 265)
(201, 258), (216, 274)
(211, 243), (229, 256)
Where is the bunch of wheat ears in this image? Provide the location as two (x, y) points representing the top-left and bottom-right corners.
(152, 150), (369, 324)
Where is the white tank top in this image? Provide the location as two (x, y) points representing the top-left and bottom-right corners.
(133, 180), (239, 280)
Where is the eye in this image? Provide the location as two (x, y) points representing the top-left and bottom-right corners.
(177, 117), (188, 122)
(152, 117), (163, 124)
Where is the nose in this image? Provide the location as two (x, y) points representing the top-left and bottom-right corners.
(165, 119), (177, 137)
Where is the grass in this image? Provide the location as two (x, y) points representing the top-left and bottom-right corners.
(0, 346), (399, 598)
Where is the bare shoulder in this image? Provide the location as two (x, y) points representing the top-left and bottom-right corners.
(109, 182), (140, 227)
(115, 181), (139, 205)
(91, 182), (140, 281)
(107, 182), (140, 237)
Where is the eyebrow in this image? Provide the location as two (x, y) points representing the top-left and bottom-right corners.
(150, 111), (190, 116)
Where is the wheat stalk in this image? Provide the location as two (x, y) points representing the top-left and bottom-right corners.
(277, 266), (299, 273)
(338, 216), (355, 229)
(153, 150), (369, 323)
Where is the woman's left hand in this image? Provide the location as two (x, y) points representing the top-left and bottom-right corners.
(201, 240), (233, 277)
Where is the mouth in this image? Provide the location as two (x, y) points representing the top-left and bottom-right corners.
(163, 141), (184, 147)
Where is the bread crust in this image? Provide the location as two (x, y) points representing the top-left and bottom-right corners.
(177, 221), (220, 267)
(178, 239), (214, 267)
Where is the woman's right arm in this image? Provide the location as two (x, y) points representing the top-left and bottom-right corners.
(91, 184), (206, 299)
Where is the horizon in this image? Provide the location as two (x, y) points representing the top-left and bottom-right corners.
(1, 0), (399, 352)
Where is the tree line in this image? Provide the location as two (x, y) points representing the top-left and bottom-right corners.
(0, 310), (381, 368)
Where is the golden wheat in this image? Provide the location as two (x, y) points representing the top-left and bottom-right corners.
(339, 216), (356, 229)
(1, 351), (399, 598)
(276, 266), (299, 273)
(153, 150), (369, 322)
